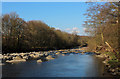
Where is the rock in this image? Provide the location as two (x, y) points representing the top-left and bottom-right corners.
(62, 54), (65, 56)
(6, 59), (26, 63)
(22, 56), (29, 60)
(29, 54), (35, 58)
(46, 55), (54, 60)
(108, 65), (111, 68)
(29, 53), (41, 59)
(62, 52), (68, 54)
(3, 55), (12, 60)
(6, 56), (26, 63)
(102, 61), (106, 64)
(58, 50), (64, 52)
(39, 54), (44, 56)
(13, 56), (22, 60)
(19, 53), (27, 57)
(56, 52), (60, 54)
(110, 69), (115, 72)
(33, 55), (40, 59)
(37, 59), (42, 63)
(96, 54), (104, 58)
(45, 53), (48, 56)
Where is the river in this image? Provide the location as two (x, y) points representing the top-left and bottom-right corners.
(2, 53), (112, 77)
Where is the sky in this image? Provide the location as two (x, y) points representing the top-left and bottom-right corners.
(2, 2), (90, 36)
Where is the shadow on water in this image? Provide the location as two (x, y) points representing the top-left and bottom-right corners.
(2, 53), (112, 77)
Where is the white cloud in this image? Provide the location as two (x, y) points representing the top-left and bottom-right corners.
(72, 27), (78, 30)
(64, 27), (80, 34)
(65, 28), (71, 31)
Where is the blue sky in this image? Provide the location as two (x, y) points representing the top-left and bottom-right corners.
(2, 2), (89, 35)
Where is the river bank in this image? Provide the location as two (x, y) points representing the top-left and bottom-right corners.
(94, 52), (120, 76)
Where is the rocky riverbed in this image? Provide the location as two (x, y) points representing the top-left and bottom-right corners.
(1, 48), (86, 64)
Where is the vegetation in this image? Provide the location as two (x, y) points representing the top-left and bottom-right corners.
(2, 12), (88, 54)
(84, 2), (120, 68)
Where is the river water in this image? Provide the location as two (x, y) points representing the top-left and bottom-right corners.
(2, 53), (112, 77)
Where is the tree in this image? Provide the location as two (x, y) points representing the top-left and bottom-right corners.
(84, 2), (119, 53)
(2, 12), (82, 53)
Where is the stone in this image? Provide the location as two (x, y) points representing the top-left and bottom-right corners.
(62, 52), (68, 54)
(37, 59), (42, 63)
(22, 56), (28, 60)
(62, 54), (65, 56)
(13, 56), (22, 60)
(6, 59), (26, 63)
(56, 52), (60, 54)
(46, 55), (54, 60)
(6, 56), (26, 63)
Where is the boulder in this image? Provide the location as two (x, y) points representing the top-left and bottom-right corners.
(56, 52), (60, 54)
(33, 54), (40, 59)
(22, 56), (29, 60)
(13, 56), (22, 60)
(29, 54), (41, 59)
(19, 53), (26, 56)
(6, 56), (26, 63)
(62, 54), (65, 56)
(37, 59), (42, 63)
(62, 52), (68, 54)
(46, 55), (54, 60)
(6, 59), (26, 63)
(3, 55), (12, 60)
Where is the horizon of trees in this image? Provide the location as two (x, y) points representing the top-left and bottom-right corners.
(2, 12), (88, 54)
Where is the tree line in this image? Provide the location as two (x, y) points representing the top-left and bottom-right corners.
(2, 12), (88, 53)
(84, 2), (120, 59)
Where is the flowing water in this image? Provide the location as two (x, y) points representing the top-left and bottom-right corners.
(2, 53), (112, 77)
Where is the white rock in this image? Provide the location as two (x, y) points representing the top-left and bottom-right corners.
(37, 59), (42, 63)
(6, 59), (26, 63)
(46, 55), (54, 60)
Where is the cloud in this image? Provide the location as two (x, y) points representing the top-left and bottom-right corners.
(65, 28), (71, 31)
(64, 27), (80, 34)
(71, 30), (80, 34)
(72, 27), (78, 30)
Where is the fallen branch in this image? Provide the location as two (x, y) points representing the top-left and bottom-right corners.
(105, 42), (112, 49)
(105, 42), (118, 59)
